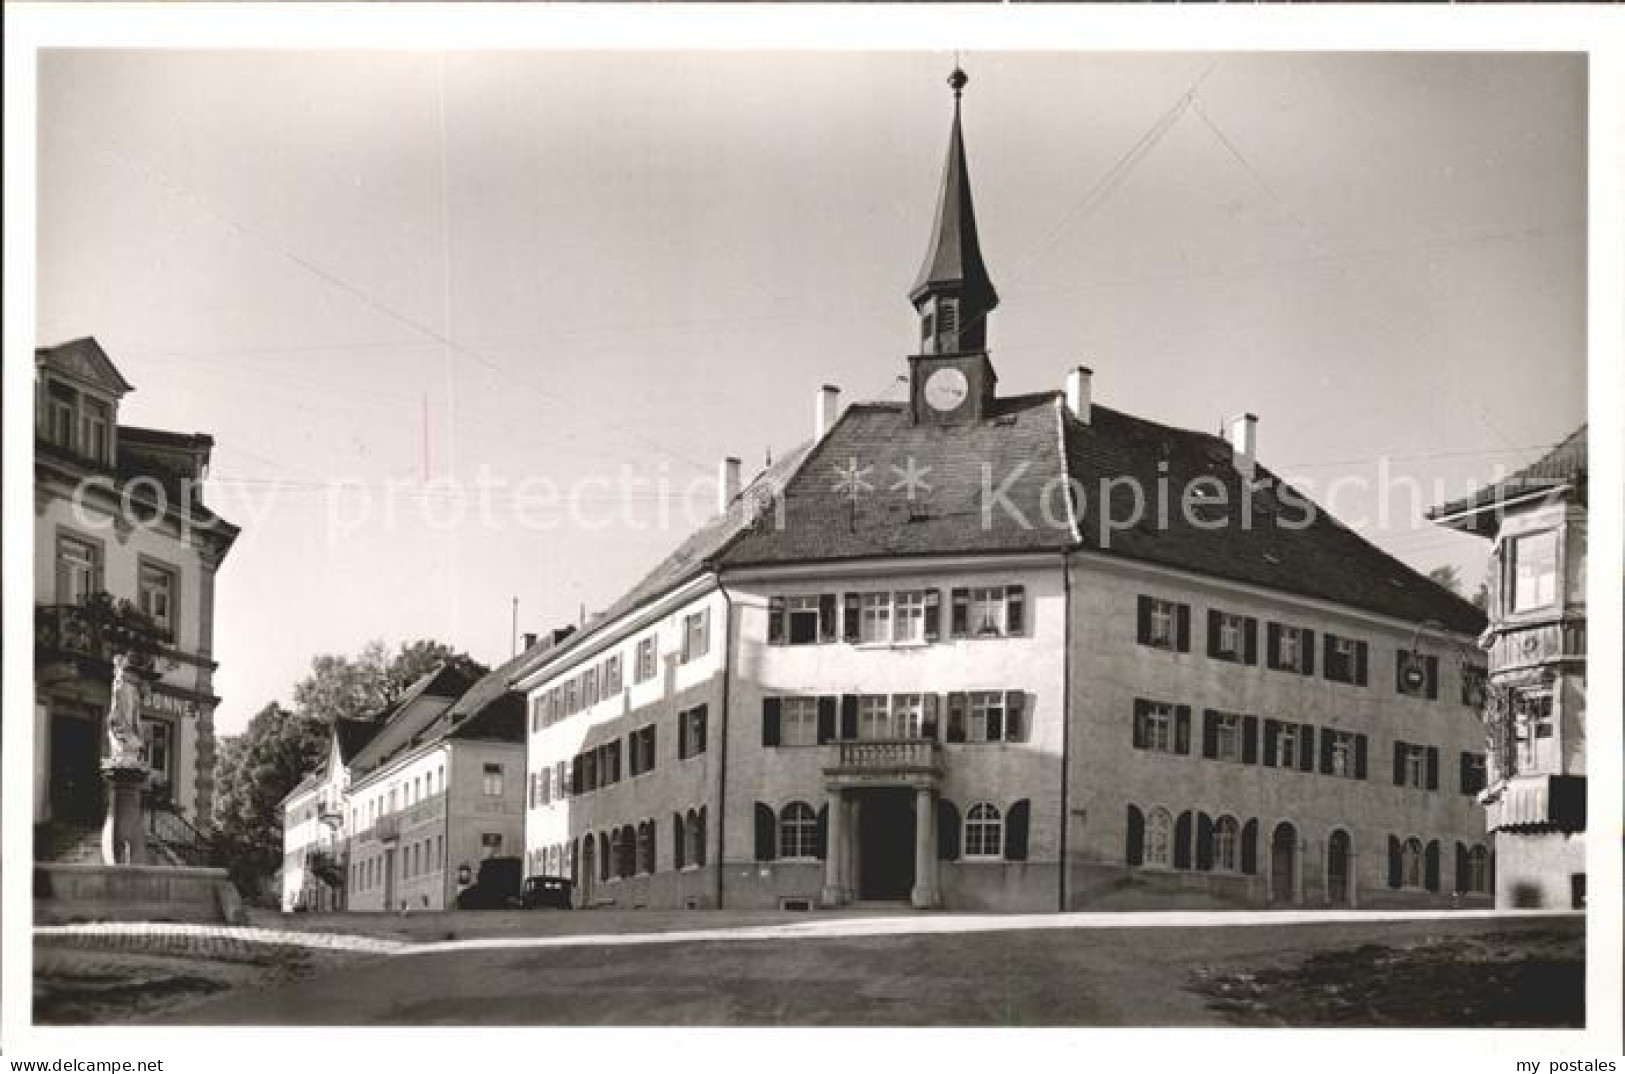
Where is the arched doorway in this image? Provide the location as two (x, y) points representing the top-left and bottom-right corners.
(580, 836), (595, 907)
(1327, 830), (1352, 906)
(1270, 822), (1298, 903)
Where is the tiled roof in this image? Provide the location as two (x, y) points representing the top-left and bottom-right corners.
(347, 665), (473, 776)
(1428, 425), (1588, 533)
(1059, 404), (1485, 636)
(333, 717), (380, 765)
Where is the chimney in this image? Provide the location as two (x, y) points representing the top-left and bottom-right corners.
(815, 385), (841, 441)
(521, 631), (539, 651)
(1228, 413), (1259, 479)
(1065, 366), (1093, 424)
(717, 456), (742, 514)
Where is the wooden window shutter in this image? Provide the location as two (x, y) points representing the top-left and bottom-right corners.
(815, 804), (829, 861)
(1175, 604), (1191, 652)
(1354, 641), (1369, 686)
(1175, 706), (1192, 755)
(1136, 595), (1153, 645)
(1323, 633), (1337, 679)
(1354, 734), (1369, 780)
(1393, 741), (1407, 785)
(1005, 585), (1026, 635)
(1455, 842), (1469, 894)
(1266, 622), (1282, 670)
(1207, 609), (1223, 658)
(1174, 811), (1193, 870)
(1241, 819), (1258, 875)
(1318, 731), (1334, 775)
(678, 713), (689, 760)
(1243, 618), (1259, 665)
(1298, 724), (1316, 773)
(839, 695), (859, 741)
(818, 594), (838, 643)
(842, 593), (861, 642)
(1426, 746), (1440, 791)
(1424, 840), (1441, 892)
(950, 588), (971, 638)
(923, 590), (942, 642)
(772, 598), (792, 646)
(1262, 719), (1279, 767)
(1395, 651), (1409, 693)
(1195, 813), (1215, 871)
(1004, 800), (1030, 861)
(1126, 804), (1145, 866)
(1387, 836), (1402, 889)
(1242, 715), (1259, 765)
(1301, 629), (1316, 676)
(1132, 699), (1149, 749)
(946, 693), (967, 743)
(753, 803), (776, 862)
(1201, 710), (1219, 759)
(1004, 691), (1026, 742)
(816, 697), (838, 744)
(937, 799), (960, 860)
(761, 698), (781, 747)
(922, 693), (940, 740)
(1425, 655), (1439, 700)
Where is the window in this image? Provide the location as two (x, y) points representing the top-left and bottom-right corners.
(79, 398), (112, 464)
(1466, 845), (1490, 894)
(894, 591), (926, 643)
(1510, 687), (1554, 772)
(1461, 663), (1488, 708)
(1395, 651), (1439, 699)
(46, 380), (77, 449)
(681, 609), (710, 663)
(892, 694), (924, 739)
(687, 809), (707, 868)
(779, 802), (819, 860)
(1323, 634), (1368, 685)
(1208, 712), (1244, 763)
(1267, 623), (1313, 674)
(1136, 596), (1188, 652)
(678, 705), (708, 759)
(1393, 741), (1438, 791)
(858, 695), (891, 740)
(635, 637), (658, 683)
(604, 654), (623, 696)
(1273, 723), (1298, 768)
(629, 725), (658, 777)
(638, 821), (656, 875)
(859, 593), (892, 644)
(1212, 816), (1240, 872)
(1506, 530), (1559, 613)
(782, 595), (820, 645)
(1208, 610), (1256, 664)
(964, 803), (1003, 858)
(1323, 730), (1360, 778)
(1132, 700), (1189, 755)
(968, 692), (1006, 743)
(583, 666), (600, 708)
(780, 697), (819, 747)
(1144, 807), (1173, 868)
(137, 561), (178, 635)
(141, 718), (174, 788)
(56, 533), (101, 605)
(954, 586), (1024, 638)
(938, 297), (959, 336)
(481, 833), (503, 859)
(1460, 752), (1488, 796)
(483, 763), (504, 797)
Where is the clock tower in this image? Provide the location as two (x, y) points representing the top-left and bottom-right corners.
(908, 66), (1000, 426)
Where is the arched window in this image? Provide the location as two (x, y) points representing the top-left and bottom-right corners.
(1145, 807), (1173, 868)
(638, 820), (657, 875)
(964, 802), (1003, 859)
(1213, 815), (1240, 872)
(599, 832), (611, 882)
(1402, 837), (1424, 889)
(1467, 845), (1489, 894)
(779, 802), (819, 859)
(673, 812), (687, 870)
(691, 808), (707, 867)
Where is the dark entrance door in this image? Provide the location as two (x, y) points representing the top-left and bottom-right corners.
(51, 714), (103, 823)
(857, 788), (915, 901)
(1271, 822), (1298, 903)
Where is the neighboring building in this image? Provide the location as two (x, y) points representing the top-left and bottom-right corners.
(513, 70), (1491, 913)
(34, 337), (239, 842)
(280, 660), (528, 913)
(1429, 426), (1588, 909)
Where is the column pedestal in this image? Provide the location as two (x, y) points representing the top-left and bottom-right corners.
(910, 788), (939, 909)
(101, 763), (150, 866)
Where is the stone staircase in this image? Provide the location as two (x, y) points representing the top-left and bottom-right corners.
(34, 821), (103, 865)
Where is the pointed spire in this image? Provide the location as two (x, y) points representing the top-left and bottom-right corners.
(909, 66), (999, 344)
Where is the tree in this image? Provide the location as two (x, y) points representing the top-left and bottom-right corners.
(1428, 564), (1464, 596)
(291, 639), (488, 725)
(211, 702), (328, 898)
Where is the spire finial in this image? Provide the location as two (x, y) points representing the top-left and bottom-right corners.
(948, 65), (968, 99)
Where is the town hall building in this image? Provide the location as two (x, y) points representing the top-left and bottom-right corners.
(512, 69), (1491, 913)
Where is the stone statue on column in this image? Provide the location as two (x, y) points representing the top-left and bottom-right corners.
(101, 653), (150, 865)
(105, 653), (146, 769)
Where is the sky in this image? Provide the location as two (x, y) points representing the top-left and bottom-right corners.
(35, 50), (1586, 737)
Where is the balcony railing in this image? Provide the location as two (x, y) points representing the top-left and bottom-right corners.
(822, 738), (943, 785)
(374, 813), (401, 843)
(36, 598), (173, 678)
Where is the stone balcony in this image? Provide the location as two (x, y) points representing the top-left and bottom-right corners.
(821, 738), (943, 791)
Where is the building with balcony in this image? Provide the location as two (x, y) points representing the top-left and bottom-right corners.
(1428, 426), (1587, 909)
(279, 660), (528, 913)
(512, 68), (1490, 913)
(34, 337), (240, 849)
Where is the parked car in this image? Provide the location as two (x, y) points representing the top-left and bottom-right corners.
(455, 856), (523, 910)
(521, 875), (574, 910)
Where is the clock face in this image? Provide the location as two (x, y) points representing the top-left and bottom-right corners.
(924, 367), (970, 412)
